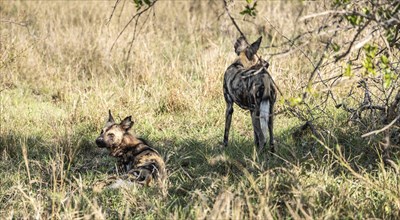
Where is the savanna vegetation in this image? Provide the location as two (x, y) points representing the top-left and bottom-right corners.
(1, 0), (399, 219)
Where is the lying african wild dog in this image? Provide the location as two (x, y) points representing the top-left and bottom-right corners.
(223, 36), (276, 152)
(95, 111), (166, 187)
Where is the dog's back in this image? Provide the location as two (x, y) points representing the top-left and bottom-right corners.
(120, 137), (167, 186)
(224, 61), (274, 111)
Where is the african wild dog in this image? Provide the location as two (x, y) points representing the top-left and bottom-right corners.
(223, 36), (276, 152)
(95, 111), (166, 187)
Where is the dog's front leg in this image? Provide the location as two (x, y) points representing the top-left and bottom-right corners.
(113, 160), (126, 174)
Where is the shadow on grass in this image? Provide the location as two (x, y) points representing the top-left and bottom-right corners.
(0, 114), (395, 190)
(1, 121), (398, 218)
(0, 119), (391, 186)
(0, 130), (111, 178)
(151, 121), (398, 201)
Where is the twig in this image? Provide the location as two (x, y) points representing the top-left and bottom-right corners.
(354, 33), (373, 50)
(334, 20), (371, 62)
(361, 114), (400, 137)
(312, 74), (343, 86)
(124, 3), (154, 66)
(110, 0), (157, 52)
(299, 121), (322, 139)
(263, 15), (327, 98)
(107, 0), (122, 25)
(387, 89), (400, 121)
(299, 10), (347, 21)
(263, 16), (317, 67)
(222, 0), (246, 40)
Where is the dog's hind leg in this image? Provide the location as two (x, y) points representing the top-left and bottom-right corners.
(223, 96), (234, 147)
(250, 110), (260, 147)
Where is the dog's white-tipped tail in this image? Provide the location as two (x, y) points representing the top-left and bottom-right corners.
(108, 179), (134, 189)
(260, 100), (270, 142)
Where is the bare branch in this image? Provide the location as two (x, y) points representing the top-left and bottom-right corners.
(354, 33), (373, 50)
(125, 4), (154, 63)
(299, 10), (347, 21)
(107, 0), (122, 25)
(110, 0), (158, 52)
(222, 0), (246, 41)
(334, 20), (371, 62)
(362, 115), (400, 137)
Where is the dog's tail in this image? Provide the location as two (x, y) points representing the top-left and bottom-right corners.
(259, 99), (270, 144)
(259, 74), (272, 143)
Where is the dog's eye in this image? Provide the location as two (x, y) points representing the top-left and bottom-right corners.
(108, 133), (115, 138)
(100, 129), (104, 135)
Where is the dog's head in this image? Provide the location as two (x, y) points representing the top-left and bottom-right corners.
(234, 36), (263, 68)
(95, 110), (134, 157)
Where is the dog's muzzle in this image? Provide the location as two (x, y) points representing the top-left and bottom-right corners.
(95, 137), (107, 148)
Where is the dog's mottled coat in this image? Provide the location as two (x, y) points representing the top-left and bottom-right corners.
(95, 111), (166, 187)
(223, 36), (276, 152)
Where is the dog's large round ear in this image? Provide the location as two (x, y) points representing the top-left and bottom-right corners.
(105, 110), (115, 127)
(234, 36), (248, 55)
(120, 116), (134, 131)
(245, 36), (262, 60)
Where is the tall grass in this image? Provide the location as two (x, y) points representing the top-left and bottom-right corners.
(1, 1), (399, 219)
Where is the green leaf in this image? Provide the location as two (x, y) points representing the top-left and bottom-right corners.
(362, 7), (370, 15)
(384, 72), (392, 89)
(240, 4), (257, 17)
(134, 0), (143, 10)
(289, 97), (302, 106)
(278, 97), (286, 105)
(381, 55), (389, 64)
(362, 56), (378, 76)
(345, 15), (360, 26)
(344, 63), (353, 77)
(332, 43), (340, 52)
(240, 1), (257, 17)
(362, 57), (371, 69)
(363, 44), (378, 59)
(333, 0), (350, 7)
(383, 70), (398, 89)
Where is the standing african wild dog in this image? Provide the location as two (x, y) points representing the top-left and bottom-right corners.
(95, 111), (166, 187)
(223, 36), (276, 152)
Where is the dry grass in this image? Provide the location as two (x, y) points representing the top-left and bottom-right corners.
(1, 1), (399, 219)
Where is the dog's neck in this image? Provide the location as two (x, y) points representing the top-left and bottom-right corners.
(116, 133), (154, 157)
(120, 133), (144, 149)
(236, 51), (257, 69)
